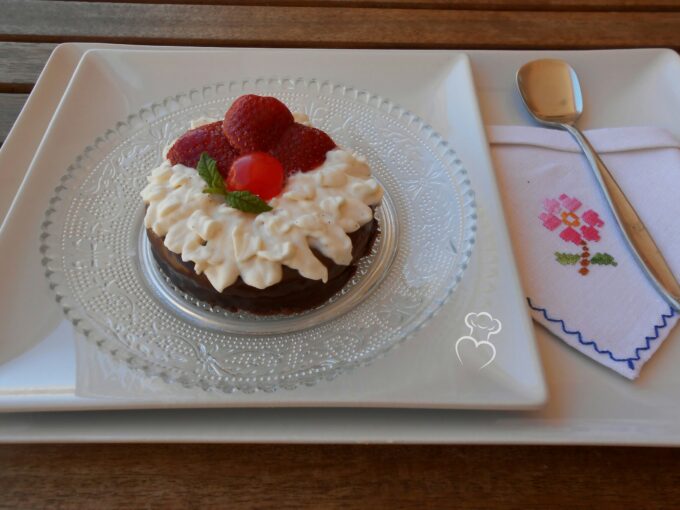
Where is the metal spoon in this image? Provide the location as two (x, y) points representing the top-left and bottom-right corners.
(516, 58), (680, 312)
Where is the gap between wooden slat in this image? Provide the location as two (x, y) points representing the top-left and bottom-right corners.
(2, 1), (680, 49)
(50, 0), (680, 12)
(0, 93), (27, 144)
(0, 42), (55, 92)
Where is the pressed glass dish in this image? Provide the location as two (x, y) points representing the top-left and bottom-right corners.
(41, 78), (476, 393)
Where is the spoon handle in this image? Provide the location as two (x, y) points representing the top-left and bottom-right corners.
(563, 124), (680, 311)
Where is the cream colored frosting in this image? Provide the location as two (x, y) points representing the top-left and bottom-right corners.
(141, 144), (383, 291)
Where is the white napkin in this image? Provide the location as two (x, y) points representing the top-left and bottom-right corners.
(489, 125), (680, 379)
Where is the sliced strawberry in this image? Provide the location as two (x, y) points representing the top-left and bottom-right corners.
(223, 95), (294, 153)
(269, 123), (336, 175)
(167, 121), (239, 178)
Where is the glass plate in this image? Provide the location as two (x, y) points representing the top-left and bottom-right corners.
(41, 78), (476, 393)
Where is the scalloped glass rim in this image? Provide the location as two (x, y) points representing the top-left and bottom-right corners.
(40, 77), (477, 393)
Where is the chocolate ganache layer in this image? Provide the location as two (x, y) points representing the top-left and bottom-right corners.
(148, 217), (379, 315)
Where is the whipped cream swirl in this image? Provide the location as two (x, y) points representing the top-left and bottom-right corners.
(141, 147), (383, 291)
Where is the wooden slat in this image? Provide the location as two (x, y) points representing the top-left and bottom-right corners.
(51, 0), (680, 11)
(0, 42), (55, 92)
(2, 1), (680, 49)
(2, 445), (680, 508)
(0, 93), (26, 143)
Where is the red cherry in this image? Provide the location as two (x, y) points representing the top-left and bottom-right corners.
(227, 152), (285, 201)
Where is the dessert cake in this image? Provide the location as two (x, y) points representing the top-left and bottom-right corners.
(141, 94), (383, 314)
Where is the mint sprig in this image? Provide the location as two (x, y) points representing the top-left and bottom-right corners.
(197, 152), (223, 191)
(196, 152), (272, 214)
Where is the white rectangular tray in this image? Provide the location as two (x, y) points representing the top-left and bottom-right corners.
(0, 45), (544, 411)
(1, 45), (679, 444)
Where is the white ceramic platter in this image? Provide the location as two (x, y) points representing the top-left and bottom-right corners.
(0, 45), (679, 445)
(0, 45), (544, 411)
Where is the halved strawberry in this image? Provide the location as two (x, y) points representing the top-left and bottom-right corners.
(269, 123), (336, 175)
(223, 95), (294, 153)
(167, 121), (239, 178)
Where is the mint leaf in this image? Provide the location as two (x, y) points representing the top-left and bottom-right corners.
(196, 153), (272, 214)
(202, 186), (226, 195)
(197, 152), (224, 192)
(224, 191), (273, 214)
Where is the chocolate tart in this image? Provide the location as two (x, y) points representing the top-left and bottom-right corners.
(148, 217), (379, 315)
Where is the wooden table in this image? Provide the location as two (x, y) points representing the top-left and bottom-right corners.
(1, 1), (680, 507)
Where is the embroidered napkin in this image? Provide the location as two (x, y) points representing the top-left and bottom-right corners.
(489, 125), (680, 379)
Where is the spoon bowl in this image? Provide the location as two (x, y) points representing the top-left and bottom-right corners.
(517, 59), (583, 125)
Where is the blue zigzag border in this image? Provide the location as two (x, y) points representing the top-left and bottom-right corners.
(527, 297), (676, 370)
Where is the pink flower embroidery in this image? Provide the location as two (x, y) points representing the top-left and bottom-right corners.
(539, 194), (616, 276)
(539, 194), (604, 245)
(580, 209), (604, 242)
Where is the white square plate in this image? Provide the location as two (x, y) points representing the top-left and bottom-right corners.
(2, 46), (678, 444)
(0, 47), (545, 410)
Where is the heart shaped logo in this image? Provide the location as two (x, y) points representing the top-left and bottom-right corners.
(454, 312), (502, 370)
(455, 335), (497, 370)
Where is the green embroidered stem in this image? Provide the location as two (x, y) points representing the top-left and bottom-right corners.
(591, 252), (618, 266)
(555, 252), (581, 265)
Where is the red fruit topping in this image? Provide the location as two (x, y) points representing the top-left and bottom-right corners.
(269, 123), (336, 175)
(227, 152), (285, 201)
(167, 121), (238, 178)
(223, 95), (294, 153)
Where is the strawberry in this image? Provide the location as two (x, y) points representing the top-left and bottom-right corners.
(167, 121), (239, 178)
(223, 95), (294, 153)
(269, 123), (336, 175)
